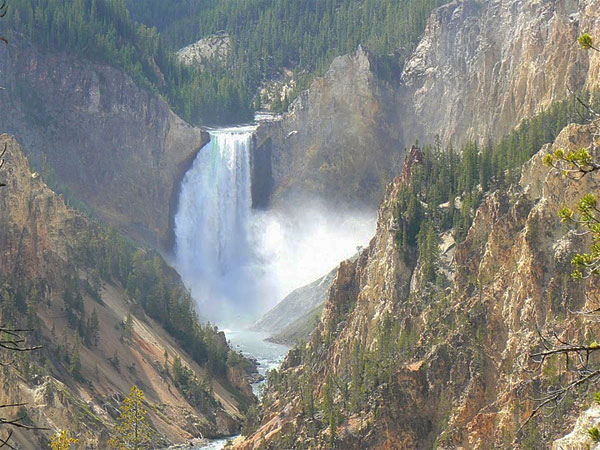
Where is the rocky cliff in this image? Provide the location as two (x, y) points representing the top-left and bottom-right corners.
(0, 39), (208, 248)
(176, 32), (231, 68)
(400, 0), (600, 146)
(255, 0), (600, 209)
(254, 46), (404, 208)
(233, 122), (600, 449)
(0, 135), (254, 448)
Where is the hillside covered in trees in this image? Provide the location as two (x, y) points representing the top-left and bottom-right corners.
(0, 134), (256, 447)
(1, 0), (447, 124)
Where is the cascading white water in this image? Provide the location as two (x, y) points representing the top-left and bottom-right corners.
(177, 125), (376, 450)
(174, 126), (257, 321)
(174, 125), (377, 325)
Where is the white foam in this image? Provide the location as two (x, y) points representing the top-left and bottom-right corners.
(174, 128), (376, 324)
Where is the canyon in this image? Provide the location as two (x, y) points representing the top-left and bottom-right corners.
(235, 122), (600, 449)
(0, 134), (255, 448)
(1, 0), (600, 448)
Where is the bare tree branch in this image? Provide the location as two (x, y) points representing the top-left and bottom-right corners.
(0, 404), (27, 410)
(520, 368), (600, 430)
(0, 327), (42, 352)
(0, 430), (17, 450)
(0, 0), (6, 48)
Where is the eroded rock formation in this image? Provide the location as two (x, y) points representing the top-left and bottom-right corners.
(234, 123), (600, 449)
(254, 46), (403, 209)
(400, 0), (600, 146)
(176, 32), (232, 68)
(0, 40), (208, 248)
(255, 0), (600, 209)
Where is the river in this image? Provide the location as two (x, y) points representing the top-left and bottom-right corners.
(193, 330), (289, 450)
(172, 123), (373, 449)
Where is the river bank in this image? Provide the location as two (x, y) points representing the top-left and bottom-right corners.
(190, 329), (288, 450)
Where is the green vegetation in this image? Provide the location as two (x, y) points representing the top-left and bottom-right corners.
(127, 0), (448, 90)
(109, 385), (153, 450)
(69, 338), (82, 379)
(242, 404), (261, 436)
(4, 0), (252, 124)
(85, 227), (231, 376)
(3, 0), (448, 123)
(391, 91), (599, 292)
(578, 33), (598, 52)
(544, 149), (600, 279)
(395, 90), (600, 262)
(50, 430), (79, 450)
(417, 219), (439, 284)
(171, 354), (216, 413)
(261, 309), (426, 447)
(0, 227), (233, 385)
(587, 394), (600, 443)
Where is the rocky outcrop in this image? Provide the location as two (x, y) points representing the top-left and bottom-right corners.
(176, 32), (231, 68)
(255, 0), (600, 210)
(234, 123), (600, 449)
(0, 39), (208, 248)
(254, 46), (404, 208)
(400, 0), (600, 146)
(265, 303), (325, 346)
(552, 404), (600, 450)
(0, 135), (254, 448)
(252, 266), (338, 334)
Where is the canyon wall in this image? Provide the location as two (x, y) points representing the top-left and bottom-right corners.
(235, 122), (600, 449)
(0, 135), (253, 448)
(0, 39), (208, 248)
(254, 46), (403, 209)
(400, 0), (600, 146)
(256, 0), (600, 209)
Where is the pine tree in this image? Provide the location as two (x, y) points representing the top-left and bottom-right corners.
(418, 220), (440, 284)
(172, 354), (183, 384)
(163, 348), (169, 375)
(69, 338), (82, 379)
(109, 385), (152, 450)
(123, 312), (134, 343)
(87, 308), (100, 346)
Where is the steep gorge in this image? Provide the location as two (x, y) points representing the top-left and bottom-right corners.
(235, 123), (600, 449)
(256, 0), (600, 210)
(0, 134), (255, 448)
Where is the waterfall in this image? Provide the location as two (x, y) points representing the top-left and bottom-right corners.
(174, 126), (257, 321)
(174, 125), (377, 326)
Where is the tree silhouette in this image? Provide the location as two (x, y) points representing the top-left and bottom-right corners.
(0, 0), (6, 45)
(0, 143), (6, 187)
(0, 327), (45, 449)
